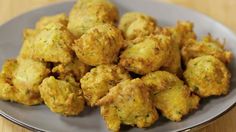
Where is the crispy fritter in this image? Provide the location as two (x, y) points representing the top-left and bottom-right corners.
(184, 55), (231, 97)
(67, 0), (118, 37)
(119, 35), (171, 75)
(35, 13), (68, 29)
(0, 58), (50, 105)
(181, 34), (233, 64)
(80, 65), (130, 106)
(96, 79), (158, 131)
(119, 12), (156, 40)
(174, 21), (196, 48)
(156, 21), (196, 48)
(39, 76), (85, 116)
(142, 71), (200, 121)
(159, 32), (182, 76)
(52, 57), (91, 81)
(73, 24), (124, 66)
(20, 23), (74, 63)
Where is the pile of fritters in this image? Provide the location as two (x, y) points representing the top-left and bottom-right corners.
(0, 0), (233, 131)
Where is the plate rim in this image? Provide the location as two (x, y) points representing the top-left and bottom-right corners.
(0, 0), (236, 131)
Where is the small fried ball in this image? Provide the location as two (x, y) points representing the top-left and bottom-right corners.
(35, 13), (68, 29)
(161, 36), (182, 76)
(181, 34), (232, 64)
(96, 79), (158, 132)
(39, 76), (85, 116)
(52, 57), (91, 81)
(119, 35), (171, 75)
(67, 0), (118, 37)
(80, 65), (130, 106)
(20, 23), (74, 63)
(73, 24), (124, 66)
(156, 21), (196, 48)
(119, 12), (156, 40)
(184, 55), (231, 97)
(142, 71), (200, 121)
(0, 58), (50, 105)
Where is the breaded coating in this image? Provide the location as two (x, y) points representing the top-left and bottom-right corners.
(119, 12), (156, 40)
(0, 58), (50, 105)
(52, 57), (90, 81)
(20, 23), (74, 63)
(39, 76), (85, 116)
(73, 24), (124, 66)
(119, 35), (171, 75)
(174, 21), (196, 48)
(0, 60), (18, 101)
(184, 55), (231, 97)
(80, 65), (130, 106)
(67, 0), (118, 37)
(96, 79), (158, 132)
(142, 71), (200, 121)
(181, 34), (232, 64)
(156, 21), (196, 48)
(160, 32), (182, 76)
(35, 13), (68, 29)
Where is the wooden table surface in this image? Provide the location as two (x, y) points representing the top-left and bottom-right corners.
(0, 0), (235, 132)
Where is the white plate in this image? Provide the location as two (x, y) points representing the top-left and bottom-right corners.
(0, 0), (236, 132)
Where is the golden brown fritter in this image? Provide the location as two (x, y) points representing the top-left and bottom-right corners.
(20, 23), (74, 63)
(67, 0), (118, 38)
(35, 13), (68, 29)
(80, 65), (130, 106)
(142, 71), (200, 121)
(119, 12), (156, 40)
(39, 76), (85, 116)
(73, 24), (124, 66)
(52, 57), (91, 81)
(161, 42), (182, 76)
(0, 58), (50, 105)
(181, 34), (233, 64)
(96, 79), (158, 132)
(156, 21), (196, 48)
(119, 35), (171, 75)
(173, 21), (196, 48)
(0, 60), (18, 102)
(184, 55), (231, 97)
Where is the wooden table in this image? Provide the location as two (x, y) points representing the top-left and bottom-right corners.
(0, 0), (235, 132)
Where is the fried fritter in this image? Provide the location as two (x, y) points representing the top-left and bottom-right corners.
(96, 79), (158, 131)
(142, 71), (200, 121)
(161, 42), (182, 76)
(119, 35), (171, 75)
(39, 76), (85, 116)
(119, 12), (156, 40)
(67, 0), (118, 37)
(73, 24), (124, 66)
(0, 58), (50, 105)
(156, 21), (196, 48)
(35, 13), (68, 29)
(20, 23), (74, 63)
(184, 55), (231, 97)
(181, 34), (232, 64)
(80, 65), (130, 106)
(52, 57), (91, 81)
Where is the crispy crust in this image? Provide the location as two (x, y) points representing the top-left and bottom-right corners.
(0, 58), (50, 105)
(67, 0), (118, 38)
(142, 71), (200, 121)
(119, 35), (171, 75)
(184, 55), (231, 97)
(97, 79), (158, 131)
(39, 76), (85, 116)
(80, 64), (130, 106)
(119, 12), (157, 40)
(73, 24), (124, 66)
